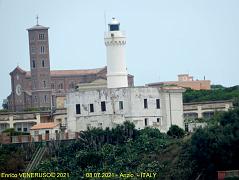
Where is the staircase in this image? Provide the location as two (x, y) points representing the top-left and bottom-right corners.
(25, 146), (46, 172)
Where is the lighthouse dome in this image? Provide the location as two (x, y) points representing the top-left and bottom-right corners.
(108, 17), (120, 31)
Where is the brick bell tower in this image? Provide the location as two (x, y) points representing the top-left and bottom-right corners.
(27, 16), (52, 109)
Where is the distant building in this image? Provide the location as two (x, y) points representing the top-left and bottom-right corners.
(0, 108), (66, 133)
(147, 74), (211, 90)
(183, 100), (233, 132)
(183, 100), (233, 120)
(30, 122), (60, 140)
(7, 22), (134, 112)
(0, 111), (40, 133)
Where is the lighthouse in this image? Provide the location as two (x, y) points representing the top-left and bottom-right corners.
(104, 18), (128, 88)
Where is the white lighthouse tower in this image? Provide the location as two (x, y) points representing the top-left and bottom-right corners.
(104, 18), (128, 88)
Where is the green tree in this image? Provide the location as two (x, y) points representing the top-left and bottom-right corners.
(183, 85), (239, 105)
(167, 125), (185, 138)
(189, 108), (239, 179)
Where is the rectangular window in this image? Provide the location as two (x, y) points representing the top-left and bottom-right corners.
(39, 33), (45, 40)
(90, 104), (94, 112)
(42, 60), (45, 67)
(157, 118), (160, 123)
(44, 95), (47, 103)
(52, 96), (55, 107)
(76, 104), (81, 114)
(40, 46), (45, 54)
(32, 60), (36, 68)
(157, 118), (162, 126)
(144, 99), (148, 109)
(156, 99), (160, 109)
(145, 118), (148, 126)
(119, 101), (124, 110)
(23, 128), (28, 132)
(17, 128), (21, 132)
(101, 101), (106, 112)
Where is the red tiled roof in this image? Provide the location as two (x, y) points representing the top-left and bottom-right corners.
(30, 122), (59, 130)
(26, 67), (106, 77)
(14, 66), (134, 79)
(147, 80), (210, 86)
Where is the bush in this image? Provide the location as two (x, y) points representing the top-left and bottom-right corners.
(167, 125), (185, 138)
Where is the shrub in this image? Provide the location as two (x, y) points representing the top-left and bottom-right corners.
(167, 125), (185, 138)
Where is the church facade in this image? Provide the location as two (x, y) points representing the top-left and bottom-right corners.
(7, 23), (134, 112)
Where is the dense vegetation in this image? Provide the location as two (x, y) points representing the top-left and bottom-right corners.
(1, 109), (239, 179)
(35, 122), (183, 179)
(34, 109), (239, 179)
(183, 85), (239, 106)
(172, 108), (239, 179)
(25, 109), (236, 179)
(0, 144), (37, 173)
(0, 145), (24, 172)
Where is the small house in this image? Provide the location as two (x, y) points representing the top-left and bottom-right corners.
(30, 122), (60, 140)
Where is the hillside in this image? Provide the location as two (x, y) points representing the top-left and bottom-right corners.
(183, 85), (239, 105)
(35, 109), (239, 179)
(1, 109), (239, 179)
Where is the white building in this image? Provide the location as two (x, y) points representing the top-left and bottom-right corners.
(67, 87), (185, 133)
(30, 122), (60, 140)
(66, 18), (185, 133)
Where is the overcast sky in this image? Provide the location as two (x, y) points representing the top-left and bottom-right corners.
(0, 0), (239, 103)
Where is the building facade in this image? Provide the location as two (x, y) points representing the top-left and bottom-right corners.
(0, 108), (67, 133)
(183, 100), (233, 120)
(147, 74), (211, 90)
(7, 23), (134, 112)
(183, 100), (233, 132)
(67, 87), (185, 133)
(0, 111), (40, 133)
